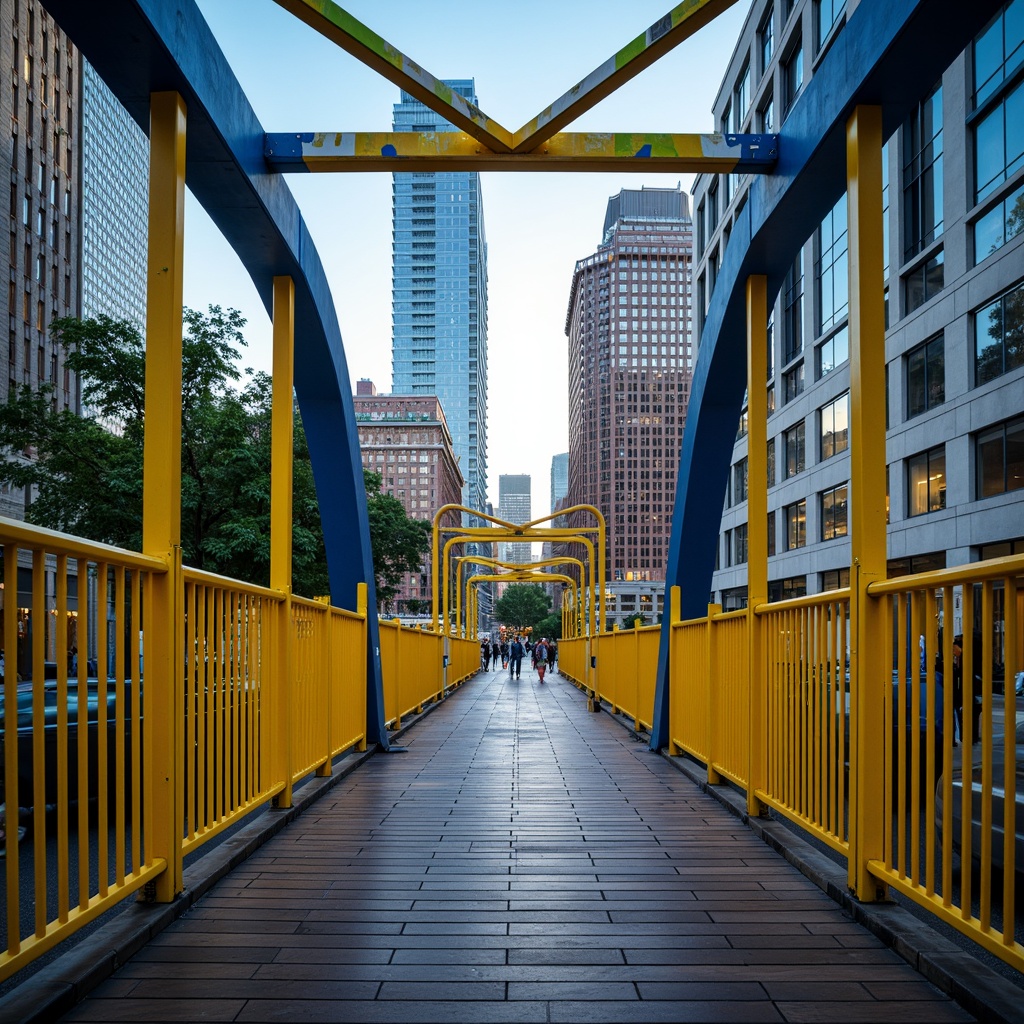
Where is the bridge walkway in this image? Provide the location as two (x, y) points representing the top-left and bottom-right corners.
(59, 664), (972, 1023)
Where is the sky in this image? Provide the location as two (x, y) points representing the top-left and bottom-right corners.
(186, 0), (750, 518)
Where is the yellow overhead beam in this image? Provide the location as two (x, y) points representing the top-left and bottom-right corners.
(510, 0), (741, 152)
(265, 130), (777, 173)
(271, 0), (514, 151)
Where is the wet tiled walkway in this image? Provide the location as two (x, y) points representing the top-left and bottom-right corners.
(61, 666), (973, 1022)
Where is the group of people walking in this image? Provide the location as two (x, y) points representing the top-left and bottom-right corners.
(480, 635), (558, 682)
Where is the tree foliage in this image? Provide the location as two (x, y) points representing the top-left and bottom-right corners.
(0, 310), (426, 601)
(533, 612), (562, 640)
(621, 612), (648, 629)
(493, 584), (551, 632)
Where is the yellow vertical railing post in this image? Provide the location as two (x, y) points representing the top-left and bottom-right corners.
(357, 582), (368, 751)
(271, 276), (297, 800)
(141, 91), (187, 903)
(707, 603), (722, 785)
(668, 585), (682, 753)
(746, 275), (769, 816)
(847, 105), (888, 902)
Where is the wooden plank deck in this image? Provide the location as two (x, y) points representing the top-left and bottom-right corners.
(60, 666), (974, 1023)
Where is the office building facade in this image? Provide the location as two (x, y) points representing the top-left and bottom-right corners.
(565, 185), (694, 590)
(693, 0), (1023, 645)
(354, 379), (464, 618)
(498, 473), (532, 568)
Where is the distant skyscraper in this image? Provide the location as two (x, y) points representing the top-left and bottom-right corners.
(550, 453), (569, 514)
(391, 80), (488, 520)
(565, 185), (694, 585)
(498, 474), (532, 568)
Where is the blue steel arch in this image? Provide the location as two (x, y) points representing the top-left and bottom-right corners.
(649, 0), (1003, 748)
(42, 0), (392, 746)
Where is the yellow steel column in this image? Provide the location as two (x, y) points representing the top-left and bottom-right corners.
(847, 105), (888, 902)
(746, 276), (769, 817)
(271, 276), (296, 805)
(706, 603), (722, 785)
(668, 585), (682, 753)
(141, 91), (187, 903)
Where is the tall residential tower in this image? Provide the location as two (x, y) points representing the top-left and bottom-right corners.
(391, 81), (488, 519)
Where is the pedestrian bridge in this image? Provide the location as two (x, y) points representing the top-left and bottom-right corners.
(2, 660), (1016, 1022)
(1, 0), (1023, 1018)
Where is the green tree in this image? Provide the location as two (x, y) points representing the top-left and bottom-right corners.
(621, 612), (648, 629)
(533, 612), (562, 640)
(363, 469), (431, 614)
(0, 310), (422, 600)
(493, 584), (551, 633)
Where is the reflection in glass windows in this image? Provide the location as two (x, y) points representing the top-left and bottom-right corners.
(905, 250), (944, 314)
(974, 79), (1023, 203)
(784, 360), (804, 402)
(974, 181), (1024, 264)
(782, 36), (803, 119)
(976, 415), (1024, 497)
(973, 1), (1024, 106)
(783, 251), (804, 361)
(974, 280), (1024, 384)
(907, 445), (947, 516)
(902, 84), (944, 261)
(785, 500), (807, 549)
(767, 510), (777, 557)
(819, 392), (849, 459)
(820, 484), (849, 540)
(817, 325), (849, 379)
(906, 334), (945, 417)
(815, 0), (846, 51)
(785, 420), (806, 477)
(817, 194), (849, 334)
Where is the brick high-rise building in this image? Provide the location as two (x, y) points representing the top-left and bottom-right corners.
(565, 185), (694, 599)
(354, 380), (464, 617)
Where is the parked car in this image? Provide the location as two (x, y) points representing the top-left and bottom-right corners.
(0, 671), (138, 815)
(935, 717), (1024, 882)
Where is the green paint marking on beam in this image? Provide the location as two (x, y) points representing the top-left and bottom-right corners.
(614, 34), (647, 71)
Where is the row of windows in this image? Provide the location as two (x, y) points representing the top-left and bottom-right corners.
(723, 413), (1022, 565)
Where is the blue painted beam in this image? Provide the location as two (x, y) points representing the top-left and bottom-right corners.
(40, 0), (392, 748)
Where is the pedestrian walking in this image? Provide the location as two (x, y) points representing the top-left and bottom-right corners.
(480, 637), (491, 671)
(491, 641), (501, 670)
(509, 636), (524, 680)
(500, 639), (510, 669)
(548, 638), (558, 675)
(534, 637), (549, 682)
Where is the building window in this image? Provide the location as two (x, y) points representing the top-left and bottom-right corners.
(820, 483), (849, 540)
(815, 0), (845, 52)
(735, 62), (750, 130)
(821, 567), (851, 591)
(907, 445), (947, 516)
(733, 458), (748, 504)
(785, 501), (807, 549)
(974, 280), (1024, 384)
(976, 415), (1024, 498)
(974, 2), (1024, 107)
(902, 84), (943, 261)
(906, 334), (945, 417)
(816, 325), (849, 379)
(904, 250), (944, 314)
(734, 522), (748, 564)
(975, 78), (1023, 204)
(974, 181), (1024, 264)
(769, 576), (807, 602)
(767, 437), (776, 487)
(817, 194), (848, 334)
(767, 510), (776, 556)
(782, 36), (803, 119)
(783, 361), (804, 402)
(785, 420), (806, 477)
(819, 392), (849, 460)
(759, 6), (775, 75)
(759, 93), (775, 133)
(783, 251), (804, 361)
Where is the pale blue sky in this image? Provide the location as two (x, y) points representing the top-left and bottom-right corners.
(187, 0), (750, 515)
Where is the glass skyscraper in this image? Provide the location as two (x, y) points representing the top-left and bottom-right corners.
(391, 81), (489, 519)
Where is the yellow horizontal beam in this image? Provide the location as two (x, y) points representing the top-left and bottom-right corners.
(271, 0), (514, 151)
(512, 0), (741, 152)
(265, 131), (777, 173)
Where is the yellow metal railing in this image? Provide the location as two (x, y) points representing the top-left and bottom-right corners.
(0, 516), (473, 983)
(664, 555), (1024, 973)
